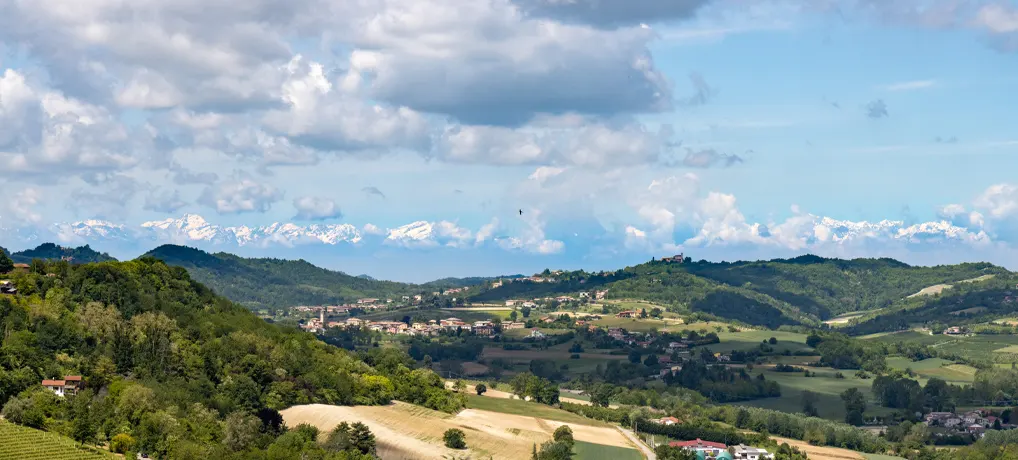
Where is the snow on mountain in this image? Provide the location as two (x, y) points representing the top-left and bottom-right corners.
(810, 216), (986, 245)
(139, 214), (362, 247)
(385, 221), (436, 246)
(31, 213), (990, 251)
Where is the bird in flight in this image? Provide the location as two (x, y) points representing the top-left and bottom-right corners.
(519, 209), (523, 216)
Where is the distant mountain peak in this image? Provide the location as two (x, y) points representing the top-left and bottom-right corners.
(137, 214), (363, 247)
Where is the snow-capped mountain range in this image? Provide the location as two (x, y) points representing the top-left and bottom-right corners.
(0, 213), (989, 251)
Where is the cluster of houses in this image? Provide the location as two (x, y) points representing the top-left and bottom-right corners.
(293, 298), (392, 315)
(666, 438), (773, 460)
(924, 409), (1011, 437)
(299, 315), (527, 337)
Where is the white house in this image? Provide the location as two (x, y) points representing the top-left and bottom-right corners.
(732, 445), (775, 460)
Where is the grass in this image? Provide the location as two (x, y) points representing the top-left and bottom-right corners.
(573, 440), (643, 460)
(865, 331), (1018, 363)
(725, 365), (894, 422)
(591, 317), (675, 332)
(0, 420), (113, 460)
(863, 454), (907, 460)
(711, 329), (812, 354)
(463, 394), (611, 427)
(885, 357), (978, 385)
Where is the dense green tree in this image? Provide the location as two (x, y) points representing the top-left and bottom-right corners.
(444, 428), (467, 449)
(552, 425), (574, 449)
(0, 249), (13, 273)
(841, 388), (867, 426)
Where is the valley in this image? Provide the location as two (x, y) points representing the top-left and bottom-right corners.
(4, 244), (1018, 459)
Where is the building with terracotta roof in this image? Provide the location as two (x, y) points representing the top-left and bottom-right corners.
(41, 376), (83, 397)
(669, 439), (727, 457)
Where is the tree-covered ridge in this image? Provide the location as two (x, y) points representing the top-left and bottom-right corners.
(845, 272), (1018, 336)
(1, 243), (117, 264)
(685, 256), (1006, 318)
(0, 257), (461, 459)
(466, 255), (1010, 328)
(143, 245), (415, 309)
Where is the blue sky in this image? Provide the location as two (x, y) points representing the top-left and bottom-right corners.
(2, 0), (1018, 282)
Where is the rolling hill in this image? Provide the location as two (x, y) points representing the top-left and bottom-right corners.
(0, 253), (461, 459)
(466, 255), (1012, 329)
(143, 244), (415, 309)
(0, 243), (116, 264)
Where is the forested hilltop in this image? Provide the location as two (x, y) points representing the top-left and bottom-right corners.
(143, 245), (417, 309)
(1, 243), (116, 264)
(467, 255), (1010, 329)
(0, 257), (462, 459)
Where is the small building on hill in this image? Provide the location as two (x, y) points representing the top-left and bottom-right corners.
(41, 376), (83, 397)
(616, 310), (635, 318)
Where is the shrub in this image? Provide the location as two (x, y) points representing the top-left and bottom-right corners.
(475, 384), (487, 396)
(444, 428), (466, 449)
(110, 433), (136, 454)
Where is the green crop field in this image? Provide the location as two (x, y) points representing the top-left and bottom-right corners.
(725, 365), (893, 421)
(573, 440), (643, 460)
(464, 394), (610, 427)
(865, 331), (1018, 363)
(0, 421), (113, 460)
(886, 357), (978, 385)
(591, 317), (675, 332)
(711, 329), (812, 354)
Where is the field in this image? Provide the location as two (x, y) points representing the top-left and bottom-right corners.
(906, 274), (996, 299)
(864, 331), (1018, 363)
(573, 440), (643, 460)
(885, 357), (978, 384)
(0, 420), (113, 460)
(726, 365), (893, 421)
(823, 309), (883, 327)
(280, 400), (636, 460)
(712, 329), (812, 354)
(463, 394), (610, 426)
(592, 316), (678, 332)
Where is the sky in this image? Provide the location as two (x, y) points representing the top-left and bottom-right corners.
(2, 0), (1018, 282)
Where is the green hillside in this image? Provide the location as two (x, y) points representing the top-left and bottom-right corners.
(143, 244), (415, 309)
(846, 271), (1018, 336)
(1, 243), (116, 264)
(466, 255), (1011, 329)
(0, 256), (462, 459)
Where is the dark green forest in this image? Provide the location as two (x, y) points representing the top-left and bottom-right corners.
(143, 245), (417, 309)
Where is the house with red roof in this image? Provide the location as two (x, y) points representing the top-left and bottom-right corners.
(41, 375), (83, 397)
(669, 439), (727, 457)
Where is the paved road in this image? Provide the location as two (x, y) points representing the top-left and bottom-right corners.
(617, 426), (656, 460)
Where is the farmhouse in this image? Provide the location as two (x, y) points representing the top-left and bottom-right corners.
(595, 290), (608, 300)
(616, 310), (636, 318)
(655, 416), (680, 425)
(503, 322), (526, 330)
(12, 263), (30, 271)
(669, 439), (727, 457)
(529, 329), (545, 338)
(41, 376), (83, 397)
